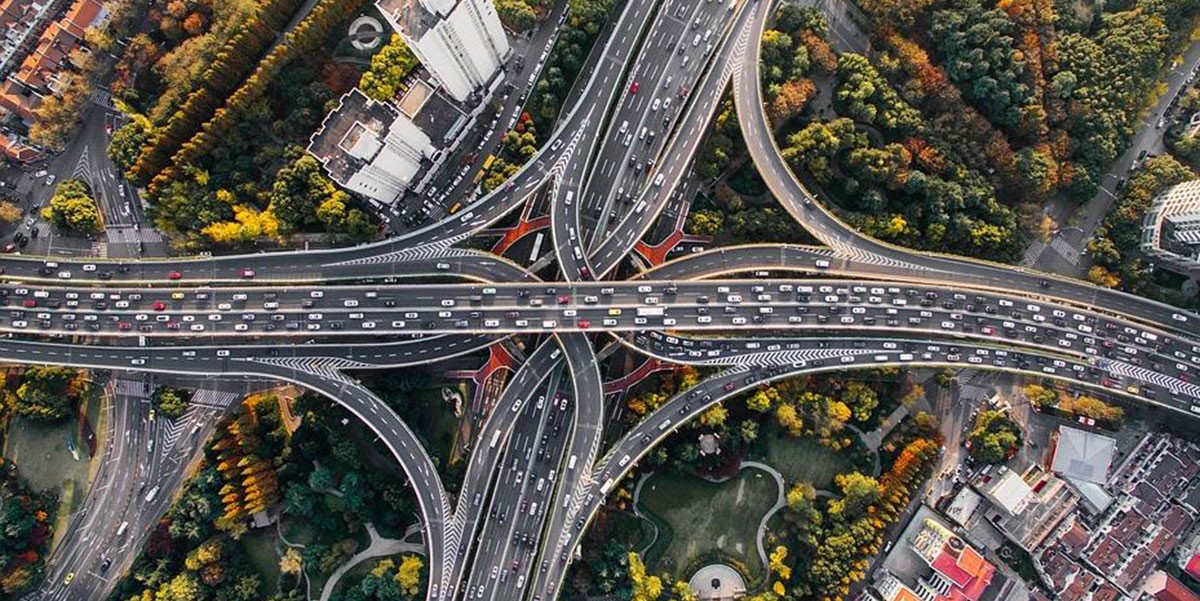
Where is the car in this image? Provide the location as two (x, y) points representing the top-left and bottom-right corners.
(630, 81), (639, 94)
(152, 301), (166, 311)
(82, 264), (96, 272)
(45, 174), (55, 186)
(62, 572), (73, 585)
(557, 294), (571, 305)
(578, 319), (591, 329)
(240, 268), (255, 279)
(168, 271), (182, 280)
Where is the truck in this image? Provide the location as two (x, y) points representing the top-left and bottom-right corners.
(636, 307), (665, 317)
(145, 486), (160, 503)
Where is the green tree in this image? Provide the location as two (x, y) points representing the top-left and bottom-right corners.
(109, 113), (156, 175)
(360, 34), (420, 101)
(154, 387), (192, 420)
(968, 410), (1022, 464)
(496, 0), (538, 31)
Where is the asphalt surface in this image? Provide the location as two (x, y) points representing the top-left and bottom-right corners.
(13, 0), (1200, 596)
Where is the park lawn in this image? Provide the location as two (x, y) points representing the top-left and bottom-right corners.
(242, 528), (281, 591)
(763, 433), (854, 490)
(405, 387), (460, 464)
(638, 469), (778, 579)
(5, 405), (100, 550)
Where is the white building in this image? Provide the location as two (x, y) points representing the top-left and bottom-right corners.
(307, 89), (436, 206)
(377, 0), (510, 102)
(1140, 180), (1200, 275)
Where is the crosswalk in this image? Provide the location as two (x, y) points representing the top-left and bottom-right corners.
(1048, 236), (1081, 265)
(1022, 235), (1080, 267)
(1021, 240), (1046, 266)
(160, 390), (238, 452)
(106, 226), (163, 245)
(89, 89), (117, 111)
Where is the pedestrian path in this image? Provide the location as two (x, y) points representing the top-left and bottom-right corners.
(319, 523), (424, 601)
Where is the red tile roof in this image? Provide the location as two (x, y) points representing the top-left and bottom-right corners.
(1147, 572), (1200, 601)
(1185, 554), (1200, 582)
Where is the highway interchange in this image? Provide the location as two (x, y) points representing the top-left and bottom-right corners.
(9, 0), (1200, 598)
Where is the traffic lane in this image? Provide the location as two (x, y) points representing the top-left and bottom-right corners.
(629, 330), (1191, 410)
(446, 341), (563, 599)
(588, 0), (757, 277)
(576, 0), (729, 247)
(7, 288), (1191, 381)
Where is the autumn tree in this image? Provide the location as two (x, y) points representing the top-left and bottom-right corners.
(44, 179), (102, 233)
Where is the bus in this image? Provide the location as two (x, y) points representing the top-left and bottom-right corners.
(636, 307), (665, 317)
(473, 155), (496, 183)
(489, 430), (502, 448)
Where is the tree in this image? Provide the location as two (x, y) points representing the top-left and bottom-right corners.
(685, 209), (724, 236)
(968, 410), (1022, 464)
(154, 387), (192, 420)
(0, 202), (22, 225)
(698, 403), (727, 429)
(359, 34), (420, 101)
(833, 472), (881, 515)
(776, 403), (804, 436)
(395, 554), (424, 597)
(496, 0), (538, 31)
(628, 552), (663, 601)
(44, 179), (102, 233)
(14, 366), (87, 421)
(768, 79), (817, 123)
(769, 545), (792, 580)
(279, 547), (303, 575)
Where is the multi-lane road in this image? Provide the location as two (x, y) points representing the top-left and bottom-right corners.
(12, 0), (1200, 597)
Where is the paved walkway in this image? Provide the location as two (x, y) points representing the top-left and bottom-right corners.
(739, 461), (786, 581)
(318, 523), (424, 601)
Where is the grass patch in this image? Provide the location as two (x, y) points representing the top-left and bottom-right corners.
(281, 518), (316, 546)
(638, 470), (778, 579)
(4, 411), (97, 550)
(762, 434), (854, 491)
(242, 528), (281, 590)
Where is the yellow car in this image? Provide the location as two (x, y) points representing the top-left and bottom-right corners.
(608, 308), (622, 316)
(171, 292), (185, 300)
(63, 573), (74, 585)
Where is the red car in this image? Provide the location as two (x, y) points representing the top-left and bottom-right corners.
(21, 299), (35, 308)
(152, 301), (166, 311)
(168, 271), (182, 280)
(557, 294), (571, 305)
(118, 322), (132, 331)
(166, 322), (181, 330)
(630, 81), (639, 94)
(240, 268), (255, 279)
(578, 319), (591, 329)
(723, 381), (736, 391)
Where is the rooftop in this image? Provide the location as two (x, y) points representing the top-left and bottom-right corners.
(1052, 426), (1117, 485)
(308, 89), (403, 185)
(978, 467), (1032, 515)
(1142, 571), (1200, 601)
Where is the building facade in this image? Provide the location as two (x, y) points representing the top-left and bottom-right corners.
(376, 0), (510, 102)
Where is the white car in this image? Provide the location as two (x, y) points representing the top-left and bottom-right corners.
(82, 264), (96, 272)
